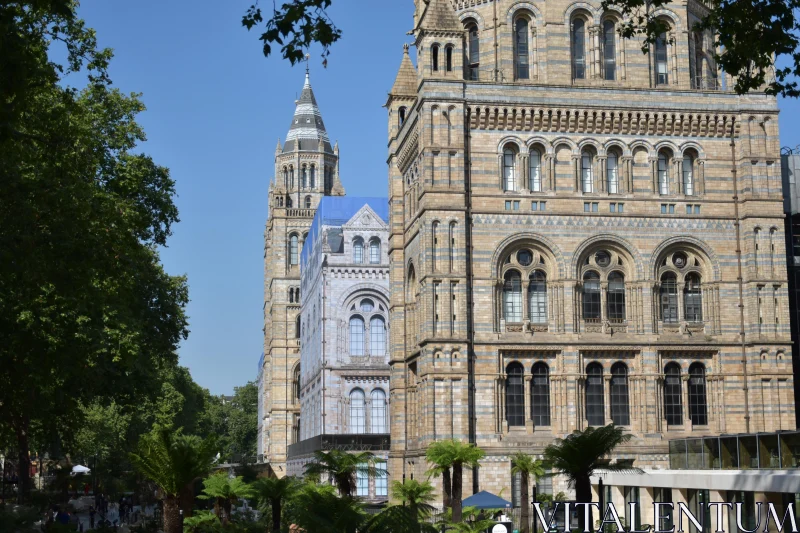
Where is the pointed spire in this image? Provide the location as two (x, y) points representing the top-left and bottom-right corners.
(283, 70), (332, 153)
(390, 44), (418, 97)
(275, 139), (282, 154)
(416, 0), (462, 32)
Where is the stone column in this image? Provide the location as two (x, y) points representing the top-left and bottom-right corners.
(604, 375), (613, 425)
(525, 375), (533, 432)
(641, 487), (655, 528)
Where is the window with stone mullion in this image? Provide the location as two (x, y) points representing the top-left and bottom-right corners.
(506, 363), (526, 427)
(531, 363), (551, 426)
(610, 363), (630, 425)
(663, 363), (683, 425)
(585, 363), (605, 426)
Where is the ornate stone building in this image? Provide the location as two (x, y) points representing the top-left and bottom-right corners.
(262, 71), (345, 473)
(386, 0), (794, 501)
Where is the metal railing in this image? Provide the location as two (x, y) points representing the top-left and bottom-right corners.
(693, 76), (721, 90)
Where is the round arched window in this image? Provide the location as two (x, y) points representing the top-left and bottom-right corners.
(360, 299), (374, 313)
(517, 250), (533, 266)
(595, 251), (611, 267)
(673, 252), (688, 268)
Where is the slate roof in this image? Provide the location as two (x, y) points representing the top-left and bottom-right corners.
(416, 0), (462, 32)
(390, 45), (418, 97)
(283, 72), (333, 153)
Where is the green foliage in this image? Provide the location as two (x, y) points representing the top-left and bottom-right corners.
(204, 382), (259, 461)
(199, 472), (255, 524)
(436, 506), (496, 533)
(242, 0), (341, 65)
(303, 449), (386, 497)
(251, 475), (299, 533)
(184, 510), (221, 533)
(0, 503), (40, 532)
(390, 479), (436, 521)
(511, 453), (546, 480)
(290, 483), (365, 533)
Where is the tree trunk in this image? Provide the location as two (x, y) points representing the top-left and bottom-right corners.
(337, 474), (352, 498)
(223, 499), (232, 526)
(442, 467), (452, 509)
(575, 474), (593, 532)
(451, 461), (463, 523)
(15, 417), (31, 505)
(271, 498), (281, 533)
(163, 496), (182, 533)
(179, 484), (195, 518)
(521, 471), (530, 533)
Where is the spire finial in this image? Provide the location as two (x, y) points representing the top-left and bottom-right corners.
(305, 53), (310, 74)
(403, 43), (410, 54)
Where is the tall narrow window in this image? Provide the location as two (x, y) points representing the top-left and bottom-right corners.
(301, 166), (307, 189)
(664, 363), (683, 426)
(529, 149), (542, 191)
(583, 271), (601, 321)
(607, 271), (626, 322)
(610, 362), (630, 425)
(503, 271), (523, 322)
(504, 147), (517, 191)
(432, 44), (440, 72)
(603, 20), (616, 81)
(585, 363), (605, 426)
(356, 466), (368, 496)
(445, 45), (453, 72)
(289, 166), (294, 189)
(309, 166), (315, 189)
(572, 19), (586, 80)
(293, 364), (301, 401)
(515, 18), (530, 80)
(353, 238), (364, 264)
(468, 23), (480, 80)
(370, 239), (381, 264)
(581, 151), (594, 193)
(531, 362), (551, 426)
(658, 153), (670, 195)
(684, 273), (703, 322)
(528, 271), (547, 324)
(432, 221), (439, 271)
(506, 363), (525, 427)
(660, 273), (679, 323)
(449, 222), (457, 271)
(655, 32), (669, 85)
(289, 234), (299, 266)
(399, 107), (407, 126)
(375, 461), (388, 496)
(286, 197), (292, 208)
(688, 363), (708, 425)
(350, 316), (365, 356)
(350, 389), (366, 433)
(295, 315), (301, 338)
(305, 196), (311, 208)
(683, 155), (694, 195)
(283, 167), (289, 187)
(607, 152), (619, 193)
(370, 317), (386, 356)
(371, 389), (387, 433)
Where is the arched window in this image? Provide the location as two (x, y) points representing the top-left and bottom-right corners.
(289, 166), (294, 188)
(664, 363), (683, 426)
(289, 234), (299, 266)
(660, 272), (679, 323)
(350, 316), (365, 356)
(607, 271), (626, 322)
(353, 238), (364, 264)
(655, 32), (669, 85)
(449, 222), (457, 271)
(658, 152), (670, 195)
(506, 363), (525, 427)
(289, 288), (294, 303)
(583, 271), (601, 321)
(503, 271), (523, 322)
(369, 239), (381, 264)
(585, 363), (605, 426)
(432, 44), (440, 72)
(304, 196), (311, 209)
(688, 363), (708, 425)
(286, 197), (293, 208)
(683, 155), (694, 195)
(610, 362), (630, 425)
(503, 146), (517, 191)
(445, 45), (453, 72)
(432, 221), (439, 271)
(310, 165), (316, 189)
(602, 20), (616, 80)
(528, 271), (547, 324)
(581, 151), (594, 193)
(684, 273), (703, 322)
(531, 362), (551, 426)
(295, 315), (301, 339)
(529, 148), (542, 191)
(371, 389), (387, 433)
(350, 389), (366, 433)
(607, 152), (619, 193)
(283, 167), (289, 187)
(293, 364), (301, 401)
(467, 23), (480, 80)
(399, 106), (407, 126)
(572, 18), (586, 80)
(370, 316), (386, 356)
(277, 196), (284, 207)
(361, 299), (374, 313)
(514, 18), (530, 80)
(301, 166), (307, 189)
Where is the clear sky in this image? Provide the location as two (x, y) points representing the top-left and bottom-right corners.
(76, 1), (800, 395)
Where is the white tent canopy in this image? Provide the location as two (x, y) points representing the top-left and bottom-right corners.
(71, 465), (91, 475)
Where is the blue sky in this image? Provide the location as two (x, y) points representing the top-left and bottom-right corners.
(76, 1), (800, 395)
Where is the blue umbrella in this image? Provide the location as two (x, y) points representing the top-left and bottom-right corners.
(462, 490), (513, 509)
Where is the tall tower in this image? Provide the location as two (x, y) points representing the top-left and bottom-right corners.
(263, 70), (344, 474)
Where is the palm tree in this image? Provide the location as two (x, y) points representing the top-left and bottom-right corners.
(448, 441), (485, 523)
(291, 483), (366, 533)
(303, 449), (386, 497)
(543, 425), (638, 530)
(511, 453), (546, 533)
(199, 472), (255, 525)
(391, 479), (436, 521)
(437, 506), (495, 533)
(425, 440), (454, 510)
(129, 428), (216, 533)
(251, 475), (299, 533)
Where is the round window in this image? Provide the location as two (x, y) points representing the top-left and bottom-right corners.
(595, 251), (611, 267)
(673, 253), (688, 268)
(360, 299), (374, 313)
(517, 250), (533, 266)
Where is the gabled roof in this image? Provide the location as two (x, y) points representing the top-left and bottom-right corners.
(390, 44), (418, 97)
(416, 0), (462, 32)
(283, 72), (333, 153)
(342, 203), (390, 230)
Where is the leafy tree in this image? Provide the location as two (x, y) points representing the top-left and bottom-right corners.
(543, 425), (640, 530)
(199, 473), (255, 526)
(391, 479), (436, 522)
(290, 483), (365, 533)
(129, 428), (216, 533)
(427, 440), (484, 523)
(425, 441), (454, 510)
(183, 510), (222, 533)
(251, 475), (299, 533)
(303, 449), (385, 497)
(511, 453), (546, 533)
(204, 382), (259, 461)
